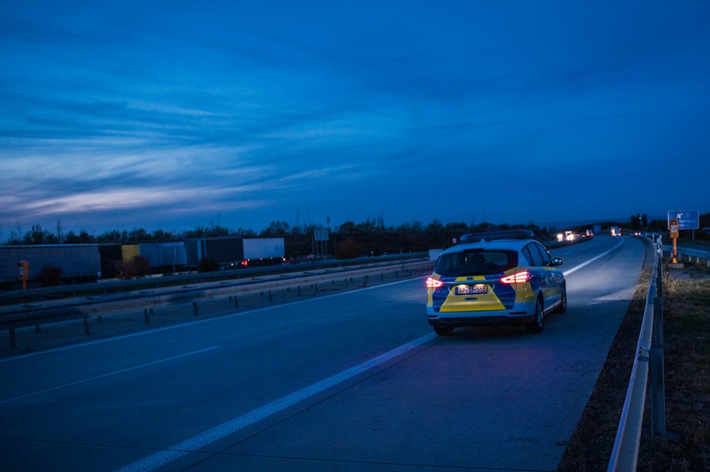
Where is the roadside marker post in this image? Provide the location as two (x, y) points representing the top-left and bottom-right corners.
(669, 219), (679, 264)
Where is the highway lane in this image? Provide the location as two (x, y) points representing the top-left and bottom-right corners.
(0, 235), (649, 471)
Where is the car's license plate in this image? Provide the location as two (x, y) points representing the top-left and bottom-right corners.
(456, 284), (488, 295)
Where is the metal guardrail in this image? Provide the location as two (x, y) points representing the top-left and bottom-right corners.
(661, 244), (710, 266)
(0, 259), (435, 349)
(0, 252), (429, 304)
(1, 306), (91, 348)
(608, 238), (666, 471)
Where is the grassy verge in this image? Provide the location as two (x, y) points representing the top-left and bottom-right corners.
(559, 264), (710, 471)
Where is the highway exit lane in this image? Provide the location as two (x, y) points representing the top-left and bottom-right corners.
(0, 236), (648, 471)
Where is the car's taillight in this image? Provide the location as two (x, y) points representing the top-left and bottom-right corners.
(426, 277), (444, 288)
(500, 271), (530, 284)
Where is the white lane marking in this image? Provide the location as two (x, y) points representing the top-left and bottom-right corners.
(0, 277), (420, 364)
(0, 346), (218, 405)
(115, 332), (437, 472)
(562, 238), (624, 277)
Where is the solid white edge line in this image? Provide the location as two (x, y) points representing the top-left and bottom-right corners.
(114, 332), (436, 472)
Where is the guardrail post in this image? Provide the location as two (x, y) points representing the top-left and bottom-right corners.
(9, 328), (17, 349)
(193, 301), (199, 316)
(83, 316), (90, 335)
(234, 295), (239, 307)
(144, 308), (151, 324)
(268, 290), (273, 302)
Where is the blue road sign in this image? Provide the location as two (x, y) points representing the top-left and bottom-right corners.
(667, 210), (700, 230)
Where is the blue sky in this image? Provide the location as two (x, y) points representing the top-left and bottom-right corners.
(2, 1), (709, 236)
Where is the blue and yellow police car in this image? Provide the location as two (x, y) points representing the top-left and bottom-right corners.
(426, 230), (566, 335)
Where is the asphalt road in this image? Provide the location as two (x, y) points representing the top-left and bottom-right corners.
(0, 235), (647, 471)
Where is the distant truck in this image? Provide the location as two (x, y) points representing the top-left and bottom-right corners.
(121, 242), (187, 271)
(611, 226), (621, 237)
(0, 244), (102, 288)
(242, 238), (285, 265)
(184, 237), (285, 268)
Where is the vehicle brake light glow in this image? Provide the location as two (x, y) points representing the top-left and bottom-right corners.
(426, 277), (444, 288)
(500, 271), (530, 284)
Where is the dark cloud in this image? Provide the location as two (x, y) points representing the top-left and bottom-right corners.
(1, 1), (709, 234)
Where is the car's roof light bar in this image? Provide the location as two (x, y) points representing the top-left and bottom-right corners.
(459, 230), (535, 243)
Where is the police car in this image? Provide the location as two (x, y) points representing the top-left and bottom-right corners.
(426, 230), (566, 335)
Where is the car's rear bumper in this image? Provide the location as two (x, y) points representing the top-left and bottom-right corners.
(428, 314), (536, 328)
(427, 303), (536, 327)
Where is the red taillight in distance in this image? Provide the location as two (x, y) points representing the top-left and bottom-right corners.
(426, 277), (444, 288)
(500, 271), (531, 284)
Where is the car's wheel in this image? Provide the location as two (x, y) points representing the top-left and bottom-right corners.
(555, 285), (567, 314)
(434, 325), (454, 336)
(525, 297), (544, 334)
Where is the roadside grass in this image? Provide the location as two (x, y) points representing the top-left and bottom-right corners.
(559, 264), (710, 471)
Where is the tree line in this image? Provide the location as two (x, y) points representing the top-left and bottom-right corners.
(2, 219), (550, 259)
(3, 213), (707, 259)
(3, 219), (539, 246)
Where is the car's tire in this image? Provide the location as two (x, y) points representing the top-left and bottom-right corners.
(525, 297), (544, 334)
(434, 325), (454, 336)
(555, 285), (568, 314)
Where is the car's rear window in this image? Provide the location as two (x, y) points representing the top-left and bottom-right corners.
(436, 249), (518, 276)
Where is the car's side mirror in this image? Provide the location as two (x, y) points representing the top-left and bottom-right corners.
(552, 257), (563, 266)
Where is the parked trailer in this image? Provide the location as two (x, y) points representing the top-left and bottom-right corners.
(121, 242), (187, 271)
(99, 244), (123, 278)
(184, 237), (285, 268)
(1, 238), (286, 288)
(0, 245), (102, 288)
(243, 238), (285, 264)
